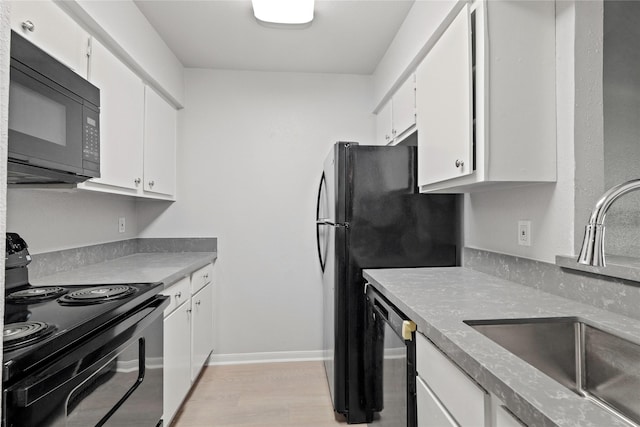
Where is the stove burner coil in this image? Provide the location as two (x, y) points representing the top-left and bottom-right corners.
(3, 321), (56, 351)
(58, 285), (137, 305)
(6, 286), (67, 303)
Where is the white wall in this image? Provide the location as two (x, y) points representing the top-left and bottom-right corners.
(6, 189), (138, 253)
(137, 69), (374, 357)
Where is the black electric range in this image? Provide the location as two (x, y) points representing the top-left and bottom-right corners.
(3, 233), (168, 427)
(3, 281), (164, 384)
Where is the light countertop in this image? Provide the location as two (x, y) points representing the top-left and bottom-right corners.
(31, 252), (217, 289)
(363, 267), (640, 427)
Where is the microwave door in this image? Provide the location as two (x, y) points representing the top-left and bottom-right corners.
(8, 66), (84, 175)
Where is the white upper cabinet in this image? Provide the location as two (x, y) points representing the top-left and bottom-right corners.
(10, 0), (90, 77)
(416, 5), (472, 185)
(417, 0), (556, 193)
(85, 38), (144, 192)
(376, 75), (416, 146)
(375, 101), (393, 145)
(143, 86), (177, 197)
(392, 75), (417, 142)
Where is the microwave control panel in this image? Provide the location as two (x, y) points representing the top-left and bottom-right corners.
(82, 105), (100, 177)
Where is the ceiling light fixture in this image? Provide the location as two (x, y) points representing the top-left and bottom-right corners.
(251, 0), (315, 25)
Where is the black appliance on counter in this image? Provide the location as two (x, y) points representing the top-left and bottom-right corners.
(2, 233), (168, 427)
(315, 142), (460, 424)
(8, 30), (100, 185)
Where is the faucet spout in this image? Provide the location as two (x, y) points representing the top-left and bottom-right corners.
(578, 178), (640, 267)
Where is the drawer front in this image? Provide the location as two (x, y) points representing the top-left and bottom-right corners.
(191, 263), (213, 294)
(416, 376), (457, 427)
(416, 333), (486, 426)
(160, 277), (190, 316)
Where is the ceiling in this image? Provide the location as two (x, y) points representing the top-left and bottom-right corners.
(133, 0), (415, 75)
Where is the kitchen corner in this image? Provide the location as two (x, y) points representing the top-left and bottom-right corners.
(5, 236), (217, 426)
(363, 264), (640, 426)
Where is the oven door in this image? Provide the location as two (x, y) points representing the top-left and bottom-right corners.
(4, 296), (168, 427)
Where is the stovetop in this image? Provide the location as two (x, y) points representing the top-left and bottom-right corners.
(3, 281), (163, 385)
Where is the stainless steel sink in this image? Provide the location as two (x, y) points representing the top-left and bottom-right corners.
(464, 317), (640, 426)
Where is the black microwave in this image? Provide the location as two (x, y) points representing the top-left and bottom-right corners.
(7, 30), (100, 184)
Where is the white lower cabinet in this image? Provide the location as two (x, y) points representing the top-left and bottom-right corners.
(416, 333), (488, 426)
(416, 376), (457, 427)
(416, 333), (528, 427)
(495, 404), (525, 427)
(161, 263), (215, 425)
(191, 282), (214, 380)
(163, 298), (192, 424)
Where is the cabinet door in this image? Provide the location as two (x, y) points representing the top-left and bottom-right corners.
(191, 282), (214, 381)
(163, 301), (192, 425)
(375, 101), (393, 146)
(416, 376), (457, 427)
(144, 86), (177, 196)
(416, 4), (473, 186)
(416, 333), (487, 426)
(88, 38), (144, 191)
(10, 0), (89, 77)
(392, 75), (416, 139)
(496, 405), (525, 427)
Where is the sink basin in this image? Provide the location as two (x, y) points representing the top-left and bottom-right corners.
(464, 317), (640, 425)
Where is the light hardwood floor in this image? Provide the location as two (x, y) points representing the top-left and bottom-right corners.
(171, 361), (348, 427)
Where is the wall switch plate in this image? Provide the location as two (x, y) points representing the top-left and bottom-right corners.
(118, 217), (126, 233)
(518, 220), (531, 246)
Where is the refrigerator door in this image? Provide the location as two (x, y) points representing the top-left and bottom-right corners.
(317, 143), (346, 418)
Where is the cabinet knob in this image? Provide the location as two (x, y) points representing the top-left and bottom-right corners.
(175, 291), (182, 298)
(385, 135), (391, 141)
(134, 178), (141, 185)
(148, 180), (155, 188)
(204, 273), (209, 279)
(186, 309), (192, 314)
(455, 159), (464, 168)
(392, 129), (397, 136)
(21, 21), (35, 32)
(196, 300), (201, 306)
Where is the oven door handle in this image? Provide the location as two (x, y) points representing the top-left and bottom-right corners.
(8, 296), (169, 407)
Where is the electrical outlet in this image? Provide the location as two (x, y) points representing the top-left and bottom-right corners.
(118, 217), (126, 233)
(518, 220), (531, 246)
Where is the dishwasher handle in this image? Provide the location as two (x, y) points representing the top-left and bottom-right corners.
(366, 284), (415, 341)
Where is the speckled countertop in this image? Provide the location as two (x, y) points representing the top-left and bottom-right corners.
(31, 252), (217, 289)
(363, 267), (640, 427)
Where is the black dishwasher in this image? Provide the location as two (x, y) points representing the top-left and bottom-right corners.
(365, 284), (417, 427)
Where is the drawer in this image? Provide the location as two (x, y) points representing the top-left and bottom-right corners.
(416, 333), (487, 426)
(416, 375), (457, 427)
(191, 263), (213, 293)
(160, 277), (190, 317)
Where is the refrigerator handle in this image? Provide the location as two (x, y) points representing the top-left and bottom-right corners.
(316, 219), (350, 228)
(316, 173), (327, 273)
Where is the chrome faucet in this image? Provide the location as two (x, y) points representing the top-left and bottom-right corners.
(578, 179), (640, 267)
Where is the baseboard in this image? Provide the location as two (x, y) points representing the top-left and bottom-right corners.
(207, 350), (326, 366)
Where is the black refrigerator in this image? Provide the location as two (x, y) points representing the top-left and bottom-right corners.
(315, 141), (461, 424)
